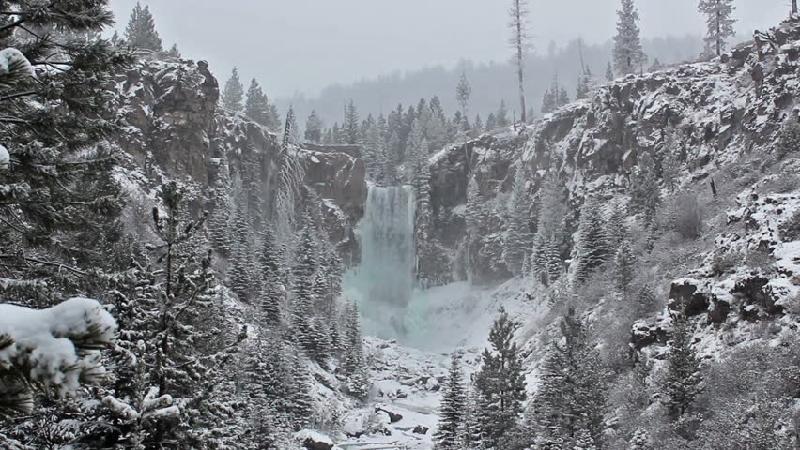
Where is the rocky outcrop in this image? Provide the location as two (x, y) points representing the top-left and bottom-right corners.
(112, 56), (366, 261)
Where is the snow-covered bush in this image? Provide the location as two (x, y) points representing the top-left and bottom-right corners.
(776, 120), (800, 159)
(780, 208), (800, 241)
(0, 298), (116, 417)
(665, 193), (703, 240)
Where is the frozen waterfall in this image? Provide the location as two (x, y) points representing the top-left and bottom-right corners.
(344, 185), (416, 338)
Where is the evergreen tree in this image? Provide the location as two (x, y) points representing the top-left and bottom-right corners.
(629, 151), (660, 226)
(305, 110), (323, 143)
(541, 89), (556, 114)
(629, 428), (654, 449)
(527, 308), (607, 447)
(229, 198), (256, 302)
(292, 220), (320, 358)
(222, 68), (245, 113)
(497, 99), (510, 127)
(699, 0), (736, 57)
(614, 239), (636, 297)
(574, 197), (611, 283)
(474, 307), (527, 448)
(284, 106), (302, 147)
(661, 315), (703, 419)
(531, 174), (567, 285)
(434, 353), (468, 449)
(462, 386), (483, 449)
(456, 72), (472, 132)
(606, 61), (615, 81)
(258, 227), (284, 324)
(343, 302), (369, 399)
(167, 43), (180, 58)
(485, 112), (498, 132)
(504, 170), (533, 276)
(613, 0), (646, 75)
(343, 100), (361, 145)
(244, 79), (275, 128)
(124, 2), (162, 51)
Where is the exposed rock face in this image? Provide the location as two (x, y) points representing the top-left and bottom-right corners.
(425, 131), (527, 284)
(111, 56), (366, 260)
(668, 279), (714, 318)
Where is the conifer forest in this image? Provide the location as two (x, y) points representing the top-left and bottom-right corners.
(3, 0), (800, 448)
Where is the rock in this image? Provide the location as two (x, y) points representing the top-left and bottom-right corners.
(375, 407), (403, 423)
(294, 430), (333, 450)
(668, 279), (712, 317)
(412, 425), (429, 435)
(631, 318), (669, 350)
(732, 276), (783, 319)
(708, 297), (732, 324)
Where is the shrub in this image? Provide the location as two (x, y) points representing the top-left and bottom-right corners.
(668, 193), (703, 240)
(780, 208), (800, 242)
(711, 250), (741, 276)
(776, 120), (800, 159)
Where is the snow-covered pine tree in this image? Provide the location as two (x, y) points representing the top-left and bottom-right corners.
(531, 173), (568, 285)
(497, 99), (510, 127)
(291, 220), (320, 357)
(284, 106), (302, 147)
(574, 197), (612, 283)
(541, 88), (556, 114)
(461, 385), (483, 449)
(698, 0), (736, 57)
(613, 0), (646, 75)
(474, 307), (527, 448)
(288, 351), (315, 428)
(629, 151), (661, 226)
(434, 353), (467, 449)
(229, 197), (257, 303)
(485, 113), (498, 131)
(504, 170), (533, 276)
(629, 427), (654, 449)
(222, 67), (245, 113)
(614, 238), (636, 298)
(456, 72), (472, 132)
(343, 100), (361, 145)
(244, 78), (276, 129)
(661, 315), (703, 419)
(527, 308), (607, 447)
(258, 227), (284, 324)
(124, 2), (162, 51)
(342, 302), (369, 399)
(305, 110), (323, 143)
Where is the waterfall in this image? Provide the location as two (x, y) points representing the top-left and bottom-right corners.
(345, 185), (416, 338)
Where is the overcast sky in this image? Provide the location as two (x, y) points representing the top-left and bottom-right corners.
(109, 0), (788, 97)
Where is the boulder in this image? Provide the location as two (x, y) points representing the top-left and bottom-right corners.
(708, 297), (732, 324)
(294, 430), (333, 450)
(631, 318), (669, 350)
(375, 407), (403, 423)
(668, 279), (712, 317)
(413, 425), (429, 435)
(733, 276), (783, 320)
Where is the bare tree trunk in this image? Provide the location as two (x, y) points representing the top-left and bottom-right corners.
(511, 0), (527, 124)
(794, 0), (798, 16)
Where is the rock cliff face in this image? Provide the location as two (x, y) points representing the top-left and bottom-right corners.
(110, 56), (366, 261)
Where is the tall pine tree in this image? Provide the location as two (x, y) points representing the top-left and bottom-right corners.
(698, 0), (736, 57)
(474, 307), (527, 448)
(435, 353), (468, 449)
(124, 2), (162, 51)
(613, 0), (646, 75)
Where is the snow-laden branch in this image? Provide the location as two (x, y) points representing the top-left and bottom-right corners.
(0, 297), (116, 415)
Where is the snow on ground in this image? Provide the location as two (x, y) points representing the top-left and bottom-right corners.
(333, 277), (550, 449)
